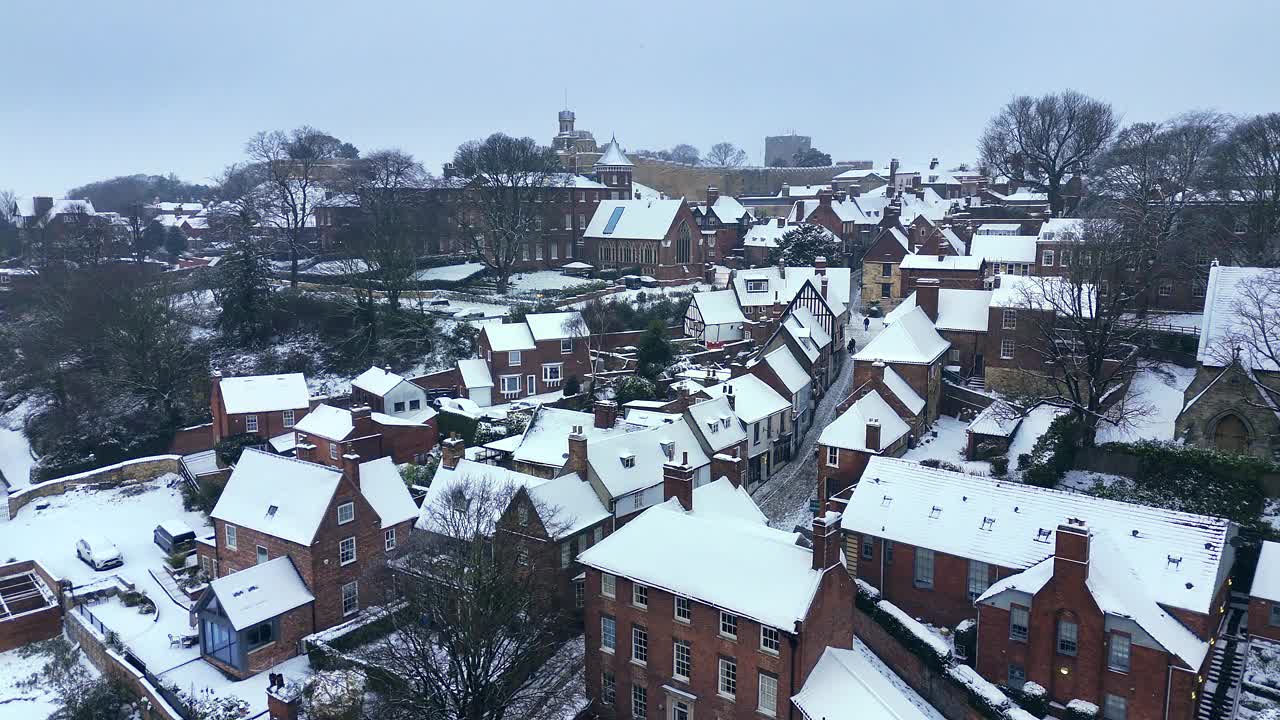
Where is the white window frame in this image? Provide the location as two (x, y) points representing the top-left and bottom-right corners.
(1000, 338), (1015, 360)
(825, 446), (839, 468)
(542, 363), (563, 384)
(256, 545), (268, 564)
(758, 672), (778, 716)
(1057, 618), (1079, 656)
(746, 279), (768, 292)
(601, 615), (616, 652)
(601, 572), (616, 598)
(384, 528), (397, 552)
(330, 441), (339, 460)
(245, 414), (258, 433)
(631, 624), (648, 665)
(673, 639), (691, 681)
(632, 583), (648, 609)
(1108, 632), (1131, 672)
(282, 409), (295, 428)
(341, 581), (359, 616)
(674, 596), (691, 623)
(337, 501), (355, 525)
(1001, 309), (1017, 330)
(601, 671), (615, 705)
(760, 625), (780, 655)
(561, 338), (573, 354)
(718, 656), (737, 699)
(1158, 280), (1173, 297)
(631, 686), (647, 720)
(1010, 605), (1029, 641)
(913, 547), (934, 588)
(1042, 249), (1055, 266)
(719, 611), (737, 640)
(1103, 693), (1127, 720)
(500, 374), (521, 399)
(339, 536), (356, 566)
(224, 524), (237, 550)
(508, 350), (522, 365)
(560, 542), (571, 569)
(967, 560), (989, 600)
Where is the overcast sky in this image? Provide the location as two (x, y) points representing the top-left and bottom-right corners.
(3, 1), (1278, 195)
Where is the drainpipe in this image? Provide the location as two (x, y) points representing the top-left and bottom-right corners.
(788, 632), (799, 720)
(880, 538), (886, 600)
(1164, 664), (1173, 720)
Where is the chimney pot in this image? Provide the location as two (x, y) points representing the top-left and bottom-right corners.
(865, 419), (881, 453)
(594, 400), (618, 429)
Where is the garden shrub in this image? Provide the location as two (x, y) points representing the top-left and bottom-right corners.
(990, 455), (1009, 477)
(215, 432), (263, 466)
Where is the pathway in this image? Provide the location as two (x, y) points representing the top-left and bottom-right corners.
(754, 313), (885, 531)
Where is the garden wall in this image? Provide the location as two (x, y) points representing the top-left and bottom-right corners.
(168, 424), (213, 455)
(6, 455), (183, 518)
(66, 608), (186, 720)
(942, 382), (997, 419)
(0, 561), (64, 653)
(1074, 445), (1280, 497)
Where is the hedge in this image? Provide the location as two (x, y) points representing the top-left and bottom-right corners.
(1022, 412), (1078, 488)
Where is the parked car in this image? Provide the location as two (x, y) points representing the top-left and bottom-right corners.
(76, 536), (123, 571)
(154, 520), (197, 555)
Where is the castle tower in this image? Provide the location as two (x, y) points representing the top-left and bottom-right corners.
(595, 136), (634, 198)
(559, 109), (575, 134)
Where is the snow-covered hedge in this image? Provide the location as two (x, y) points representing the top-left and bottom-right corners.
(1065, 699), (1099, 720)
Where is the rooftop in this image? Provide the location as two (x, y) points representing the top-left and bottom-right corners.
(210, 449), (343, 546)
(205, 556), (313, 631)
(217, 373), (309, 415)
(854, 306), (950, 365)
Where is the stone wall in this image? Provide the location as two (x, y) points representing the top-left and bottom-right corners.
(65, 608), (186, 720)
(7, 455), (183, 518)
(631, 156), (841, 199)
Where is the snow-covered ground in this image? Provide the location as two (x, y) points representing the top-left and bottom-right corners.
(506, 271), (597, 293)
(1095, 363), (1196, 444)
(1059, 470), (1129, 493)
(1239, 640), (1280, 720)
(902, 416), (993, 475)
(416, 262), (485, 283)
(1007, 404), (1068, 465)
(0, 641), (100, 720)
(0, 401), (38, 489)
(565, 282), (705, 309)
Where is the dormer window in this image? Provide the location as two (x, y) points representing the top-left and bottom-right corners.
(621, 454), (636, 468)
(707, 421), (718, 434)
(660, 442), (675, 460)
(746, 279), (768, 293)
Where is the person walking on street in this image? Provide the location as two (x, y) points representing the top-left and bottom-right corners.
(863, 316), (871, 332)
(847, 338), (857, 356)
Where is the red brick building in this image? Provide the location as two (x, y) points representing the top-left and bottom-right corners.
(852, 303), (949, 426)
(839, 456), (1236, 720)
(210, 372), (311, 446)
(292, 403), (437, 467)
(578, 464), (854, 720)
(1249, 541), (1280, 644)
(583, 198), (706, 284)
(194, 449), (418, 678)
(477, 311), (592, 401)
(693, 186), (753, 262)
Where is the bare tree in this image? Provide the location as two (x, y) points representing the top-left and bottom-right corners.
(1207, 269), (1280, 412)
(980, 90), (1118, 215)
(1002, 219), (1153, 446)
(706, 142), (748, 167)
(1210, 113), (1280, 265)
(244, 126), (340, 287)
(122, 202), (157, 262)
(450, 133), (565, 294)
(359, 476), (580, 720)
(0, 189), (18, 258)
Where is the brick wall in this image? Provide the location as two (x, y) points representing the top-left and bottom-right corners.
(8, 455), (183, 518)
(168, 423), (214, 455)
(66, 609), (185, 720)
(1250, 598), (1280, 643)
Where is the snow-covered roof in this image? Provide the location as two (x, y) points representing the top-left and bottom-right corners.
(731, 266), (852, 315)
(526, 311), (587, 341)
(763, 346), (811, 395)
(218, 373), (309, 415)
(782, 314), (821, 364)
(483, 323), (536, 352)
(358, 457), (418, 527)
(975, 223), (1022, 234)
(351, 366), (405, 397)
(631, 181), (663, 201)
(689, 477), (768, 525)
(969, 235), (1038, 264)
(1037, 218), (1083, 241)
(709, 195), (751, 224)
(849, 456), (1235, 615)
(13, 196), (95, 219)
(691, 289), (747, 326)
(899, 254), (984, 271)
(211, 450), (343, 546)
(819, 390), (910, 453)
(1196, 265), (1280, 371)
(513, 407), (644, 470)
(595, 139), (633, 167)
(777, 184), (830, 197)
(855, 306), (949, 365)
(458, 358), (494, 388)
(577, 501), (823, 630)
(583, 199), (683, 240)
(293, 404), (353, 441)
(1254, 542), (1280, 603)
(793, 643), (947, 720)
(743, 221), (791, 248)
(882, 366), (925, 415)
(889, 289), (992, 333)
(790, 305), (833, 349)
(967, 399), (1022, 438)
(206, 556), (314, 631)
(702, 374), (790, 424)
(989, 274), (1093, 313)
(587, 418), (710, 499)
(527, 472), (610, 538)
(686, 395), (747, 453)
(416, 458), (554, 537)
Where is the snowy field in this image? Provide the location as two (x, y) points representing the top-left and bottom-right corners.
(0, 642), (100, 720)
(1096, 363), (1195, 444)
(0, 402), (38, 489)
(506, 270), (597, 293)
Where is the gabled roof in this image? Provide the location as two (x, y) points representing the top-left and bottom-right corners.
(847, 457), (1235, 615)
(483, 323), (536, 352)
(731, 266), (852, 315)
(1037, 218), (1083, 241)
(211, 449), (342, 546)
(709, 195), (751, 224)
(417, 458), (557, 537)
(689, 477), (768, 525)
(819, 390), (910, 453)
(218, 373), (309, 415)
(686, 395), (747, 453)
(587, 418), (710, 499)
(359, 457), (419, 528)
(528, 472), (610, 538)
(898, 254), (984, 271)
(691, 290), (748, 326)
(526, 311), (587, 341)
(793, 643), (947, 720)
(889, 289), (992, 333)
(293, 404), (353, 441)
(703, 374), (791, 424)
(762, 346), (811, 395)
(577, 500), (823, 630)
(882, 366), (925, 415)
(583, 199), (683, 240)
(512, 406), (644, 470)
(967, 399), (1022, 438)
(351, 366), (405, 397)
(1253, 541), (1280, 603)
(595, 139), (633, 167)
(1196, 265), (1280, 371)
(458, 358), (494, 388)
(969, 235), (1038, 264)
(205, 556), (314, 631)
(854, 306), (949, 365)
(989, 274), (1095, 313)
(791, 305), (832, 349)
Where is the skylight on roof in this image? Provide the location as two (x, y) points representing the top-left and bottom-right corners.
(880, 495), (892, 508)
(602, 206), (625, 235)
(928, 506), (942, 519)
(980, 516), (995, 532)
(1035, 528), (1052, 543)
(266, 505), (278, 518)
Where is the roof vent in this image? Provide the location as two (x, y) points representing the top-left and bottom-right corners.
(266, 505), (278, 518)
(980, 517), (995, 531)
(880, 495), (892, 508)
(1167, 555), (1183, 569)
(928, 506), (942, 519)
(1185, 582), (1194, 590)
(1132, 529), (1140, 537)
(1035, 528), (1052, 543)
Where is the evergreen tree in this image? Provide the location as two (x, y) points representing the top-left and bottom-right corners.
(635, 320), (674, 379)
(163, 226), (187, 255)
(769, 224), (841, 266)
(140, 220), (166, 257)
(213, 236), (274, 339)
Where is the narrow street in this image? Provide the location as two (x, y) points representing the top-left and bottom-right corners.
(754, 313), (884, 530)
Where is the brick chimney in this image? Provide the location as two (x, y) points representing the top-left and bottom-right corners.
(266, 673), (300, 720)
(811, 511), (844, 571)
(350, 405), (374, 436)
(564, 426), (588, 479)
(818, 189), (833, 208)
(865, 419), (881, 453)
(814, 256), (827, 276)
(888, 159), (899, 198)
(915, 278), (940, 322)
(441, 433), (465, 470)
(662, 453), (694, 511)
(781, 183), (791, 198)
(341, 451), (362, 489)
(594, 400), (618, 429)
(1053, 521), (1090, 587)
(723, 384), (735, 411)
(820, 274), (830, 300)
(711, 445), (744, 488)
(776, 217), (785, 228)
(930, 157), (939, 170)
(706, 185), (720, 207)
